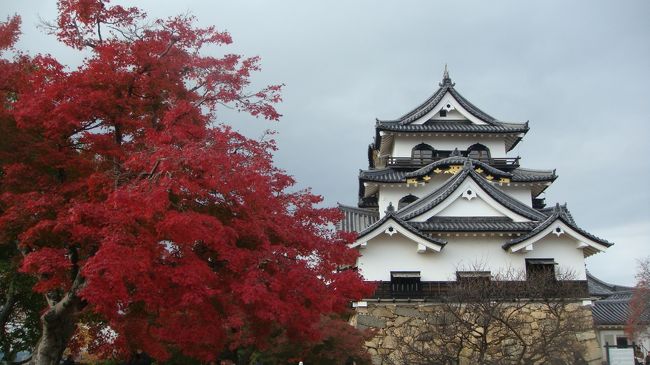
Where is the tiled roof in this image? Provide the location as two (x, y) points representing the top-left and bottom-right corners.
(355, 211), (448, 247)
(411, 217), (538, 232)
(358, 158), (556, 184)
(396, 162), (547, 221)
(376, 121), (529, 134)
(358, 168), (410, 183)
(337, 204), (379, 233)
(588, 272), (646, 326)
(587, 272), (634, 297)
(592, 294), (632, 325)
(503, 204), (614, 249)
(376, 73), (526, 130)
(511, 167), (558, 182)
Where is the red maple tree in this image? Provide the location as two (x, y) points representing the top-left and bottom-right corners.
(0, 2), (372, 364)
(627, 257), (650, 344)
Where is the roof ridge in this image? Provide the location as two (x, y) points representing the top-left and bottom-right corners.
(338, 203), (379, 215)
(355, 211), (448, 247)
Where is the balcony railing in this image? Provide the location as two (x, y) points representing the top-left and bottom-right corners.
(367, 280), (589, 301)
(385, 156), (520, 170)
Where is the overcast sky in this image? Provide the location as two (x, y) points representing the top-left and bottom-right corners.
(3, 0), (649, 285)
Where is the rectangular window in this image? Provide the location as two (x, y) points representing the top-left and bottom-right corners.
(526, 258), (557, 281)
(616, 336), (629, 348)
(456, 271), (491, 285)
(390, 271), (421, 294)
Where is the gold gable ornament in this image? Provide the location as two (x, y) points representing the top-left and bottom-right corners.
(475, 167), (484, 174)
(433, 168), (443, 174)
(445, 165), (462, 174)
(499, 177), (511, 184)
(486, 175), (494, 181)
(422, 175), (432, 182)
(406, 178), (418, 187)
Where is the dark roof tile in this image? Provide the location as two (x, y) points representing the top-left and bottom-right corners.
(504, 204), (613, 249)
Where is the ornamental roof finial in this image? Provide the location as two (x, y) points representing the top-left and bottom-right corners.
(440, 64), (455, 87)
(385, 202), (395, 215)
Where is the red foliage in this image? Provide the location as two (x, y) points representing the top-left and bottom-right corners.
(0, 2), (372, 361)
(627, 258), (650, 340)
(0, 15), (20, 51)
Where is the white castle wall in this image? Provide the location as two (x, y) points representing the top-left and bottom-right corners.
(357, 233), (587, 282)
(500, 185), (533, 207)
(390, 135), (507, 158)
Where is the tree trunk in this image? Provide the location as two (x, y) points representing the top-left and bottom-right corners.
(28, 278), (83, 365)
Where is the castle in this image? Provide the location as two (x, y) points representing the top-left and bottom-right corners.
(339, 67), (613, 364)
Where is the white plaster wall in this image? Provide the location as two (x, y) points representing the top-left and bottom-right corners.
(410, 92), (488, 125)
(377, 176), (448, 216)
(357, 234), (588, 281)
(522, 235), (587, 280)
(391, 135), (507, 158)
(436, 196), (503, 217)
(429, 109), (465, 120)
(500, 185), (533, 207)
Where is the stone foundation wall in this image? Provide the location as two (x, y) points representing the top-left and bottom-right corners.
(351, 302), (602, 365)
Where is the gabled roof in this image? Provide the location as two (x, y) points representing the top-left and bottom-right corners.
(592, 293), (634, 326)
(395, 161), (547, 221)
(376, 69), (528, 129)
(352, 210), (447, 250)
(503, 203), (613, 252)
(373, 69), (529, 152)
(377, 70), (518, 126)
(358, 157), (556, 184)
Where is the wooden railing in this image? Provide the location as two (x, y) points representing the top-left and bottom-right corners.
(367, 280), (589, 301)
(385, 156), (520, 169)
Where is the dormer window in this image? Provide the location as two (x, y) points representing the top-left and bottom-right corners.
(398, 194), (418, 210)
(467, 143), (491, 161)
(412, 143), (436, 163)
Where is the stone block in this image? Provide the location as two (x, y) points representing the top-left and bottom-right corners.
(395, 306), (426, 319)
(382, 335), (398, 349)
(357, 314), (387, 329)
(370, 306), (395, 319)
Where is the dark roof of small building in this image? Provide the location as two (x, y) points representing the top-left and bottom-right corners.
(587, 272), (634, 298)
(411, 216), (538, 232)
(592, 293), (633, 326)
(503, 204), (614, 249)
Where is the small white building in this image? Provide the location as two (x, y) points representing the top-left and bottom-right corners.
(340, 67), (613, 299)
